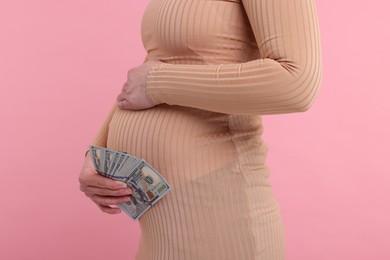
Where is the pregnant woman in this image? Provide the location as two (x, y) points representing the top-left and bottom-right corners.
(79, 0), (322, 259)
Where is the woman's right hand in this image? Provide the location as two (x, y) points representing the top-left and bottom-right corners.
(79, 152), (133, 214)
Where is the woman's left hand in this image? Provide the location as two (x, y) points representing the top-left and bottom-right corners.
(117, 60), (164, 110)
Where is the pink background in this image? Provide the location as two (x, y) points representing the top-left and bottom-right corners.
(1, 1), (389, 259)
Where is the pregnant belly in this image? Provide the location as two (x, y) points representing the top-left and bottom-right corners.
(107, 104), (268, 183)
(106, 104), (238, 177)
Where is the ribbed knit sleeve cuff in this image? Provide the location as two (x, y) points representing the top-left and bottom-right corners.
(146, 63), (167, 106)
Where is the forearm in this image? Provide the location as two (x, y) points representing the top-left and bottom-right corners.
(146, 59), (322, 115)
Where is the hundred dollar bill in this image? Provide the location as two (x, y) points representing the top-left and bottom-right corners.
(90, 147), (101, 173)
(108, 152), (126, 176)
(126, 161), (170, 206)
(119, 161), (171, 220)
(88, 145), (171, 220)
(90, 146), (127, 180)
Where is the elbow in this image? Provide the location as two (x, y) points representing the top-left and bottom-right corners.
(264, 57), (321, 114)
(243, 70), (322, 116)
(294, 97), (316, 113)
(291, 70), (322, 113)
(281, 62), (323, 114)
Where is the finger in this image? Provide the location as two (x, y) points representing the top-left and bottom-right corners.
(82, 186), (132, 196)
(84, 172), (128, 190)
(95, 203), (122, 214)
(117, 92), (125, 102)
(117, 100), (130, 109)
(123, 81), (130, 88)
(91, 195), (132, 206)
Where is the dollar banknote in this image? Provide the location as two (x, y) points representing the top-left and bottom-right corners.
(89, 145), (171, 220)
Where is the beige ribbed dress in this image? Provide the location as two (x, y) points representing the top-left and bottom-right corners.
(92, 0), (322, 259)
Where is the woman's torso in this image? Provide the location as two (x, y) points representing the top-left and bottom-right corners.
(106, 0), (284, 259)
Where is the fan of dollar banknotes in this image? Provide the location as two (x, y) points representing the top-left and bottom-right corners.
(89, 145), (171, 221)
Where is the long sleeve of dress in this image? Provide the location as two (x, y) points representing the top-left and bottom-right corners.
(145, 0), (322, 115)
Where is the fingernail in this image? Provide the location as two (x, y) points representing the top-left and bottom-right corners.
(122, 197), (131, 203)
(118, 182), (127, 188)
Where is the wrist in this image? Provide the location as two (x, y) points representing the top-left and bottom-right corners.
(145, 64), (165, 106)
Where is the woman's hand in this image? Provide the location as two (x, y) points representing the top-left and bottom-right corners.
(116, 60), (165, 110)
(79, 152), (133, 214)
